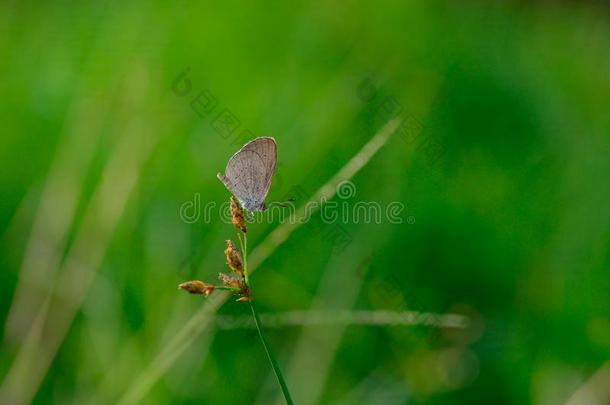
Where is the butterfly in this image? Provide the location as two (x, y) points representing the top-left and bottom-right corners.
(217, 137), (277, 212)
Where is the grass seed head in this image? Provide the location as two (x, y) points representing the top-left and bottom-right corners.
(178, 280), (215, 296)
(218, 272), (245, 290)
(230, 196), (247, 233)
(224, 239), (244, 275)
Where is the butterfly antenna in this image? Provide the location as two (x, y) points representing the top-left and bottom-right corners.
(268, 197), (296, 208)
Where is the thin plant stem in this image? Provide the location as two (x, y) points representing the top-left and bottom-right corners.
(249, 299), (294, 405)
(237, 232), (248, 284)
(241, 231), (292, 404)
(243, 232), (249, 285)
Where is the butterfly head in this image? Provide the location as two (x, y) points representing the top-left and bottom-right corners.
(255, 202), (268, 212)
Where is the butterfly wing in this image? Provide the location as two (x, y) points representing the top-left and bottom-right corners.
(217, 137), (277, 211)
(240, 137), (277, 199)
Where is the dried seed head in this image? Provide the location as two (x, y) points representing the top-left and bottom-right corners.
(178, 280), (215, 296)
(230, 196), (247, 233)
(224, 240), (244, 275)
(218, 272), (245, 290)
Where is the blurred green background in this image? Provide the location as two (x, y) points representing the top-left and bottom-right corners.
(1, 1), (610, 404)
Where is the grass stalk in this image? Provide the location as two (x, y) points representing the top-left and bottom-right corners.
(249, 300), (294, 405)
(241, 232), (293, 404)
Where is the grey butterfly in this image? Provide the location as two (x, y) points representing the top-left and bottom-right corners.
(217, 137), (277, 212)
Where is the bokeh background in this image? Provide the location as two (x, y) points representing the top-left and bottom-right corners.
(1, 1), (610, 404)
